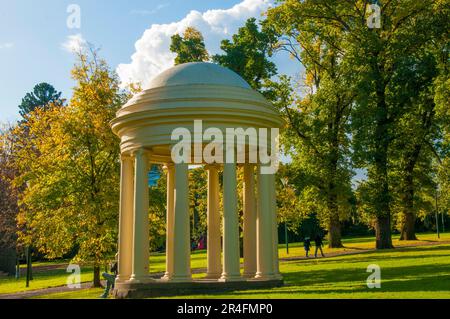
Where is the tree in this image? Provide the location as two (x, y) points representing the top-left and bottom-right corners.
(389, 47), (444, 240)
(148, 167), (168, 252)
(18, 83), (63, 118)
(170, 27), (209, 65)
(0, 123), (19, 251)
(276, 164), (306, 233)
(213, 18), (277, 91)
(265, 6), (355, 247)
(189, 167), (208, 242)
(268, 0), (446, 249)
(11, 48), (127, 287)
(350, 0), (447, 247)
(434, 17), (450, 233)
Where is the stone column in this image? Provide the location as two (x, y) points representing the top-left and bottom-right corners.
(172, 162), (192, 282)
(205, 165), (221, 279)
(116, 154), (134, 282)
(269, 173), (282, 279)
(243, 164), (257, 278)
(129, 149), (150, 282)
(220, 162), (241, 281)
(255, 165), (274, 280)
(162, 164), (175, 280)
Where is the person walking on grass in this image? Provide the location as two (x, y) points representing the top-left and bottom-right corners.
(303, 237), (311, 258)
(314, 234), (325, 258)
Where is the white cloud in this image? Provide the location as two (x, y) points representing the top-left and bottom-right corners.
(0, 42), (14, 49)
(61, 33), (87, 53)
(117, 0), (277, 88)
(130, 3), (170, 16)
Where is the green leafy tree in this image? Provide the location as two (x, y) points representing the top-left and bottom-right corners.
(148, 167), (168, 251)
(265, 6), (355, 247)
(269, 0), (447, 249)
(18, 83), (63, 118)
(11, 49), (127, 286)
(349, 0), (447, 248)
(276, 164), (306, 233)
(435, 25), (450, 231)
(170, 27), (209, 65)
(0, 123), (20, 251)
(189, 167), (208, 242)
(213, 18), (277, 91)
(389, 45), (446, 240)
(433, 0), (450, 225)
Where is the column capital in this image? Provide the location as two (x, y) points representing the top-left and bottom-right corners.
(163, 162), (175, 171)
(132, 148), (152, 158)
(205, 163), (220, 171)
(120, 153), (133, 162)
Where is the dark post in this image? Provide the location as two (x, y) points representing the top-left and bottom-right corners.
(25, 246), (31, 288)
(15, 257), (20, 279)
(29, 249), (33, 281)
(435, 187), (440, 239)
(284, 222), (289, 254)
(280, 177), (290, 254)
(442, 212), (445, 234)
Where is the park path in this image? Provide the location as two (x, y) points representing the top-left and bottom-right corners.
(0, 281), (99, 299)
(0, 268), (207, 300)
(279, 239), (450, 262)
(1, 239), (449, 299)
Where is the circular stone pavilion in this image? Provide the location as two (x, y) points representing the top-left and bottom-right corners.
(111, 62), (283, 298)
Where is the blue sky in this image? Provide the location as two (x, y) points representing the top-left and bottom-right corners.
(0, 0), (367, 182)
(1, 0), (277, 122)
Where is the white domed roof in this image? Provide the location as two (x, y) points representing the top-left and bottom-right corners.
(145, 62), (251, 90)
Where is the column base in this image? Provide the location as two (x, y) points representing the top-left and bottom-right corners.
(127, 275), (155, 284)
(218, 274), (243, 282)
(169, 274), (193, 283)
(113, 277), (284, 298)
(205, 273), (221, 280)
(253, 272), (276, 281)
(273, 273), (283, 280)
(160, 273), (172, 281)
(115, 275), (131, 283)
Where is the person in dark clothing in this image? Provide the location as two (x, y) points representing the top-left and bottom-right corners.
(100, 254), (118, 298)
(303, 237), (311, 257)
(314, 234), (325, 258)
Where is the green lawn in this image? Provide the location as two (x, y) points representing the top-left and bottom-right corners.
(1, 232), (449, 299)
(0, 265), (95, 295)
(32, 287), (105, 299)
(171, 243), (450, 299)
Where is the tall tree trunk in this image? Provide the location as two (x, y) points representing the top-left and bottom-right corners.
(373, 125), (393, 249)
(399, 120), (427, 240)
(400, 170), (417, 240)
(93, 265), (102, 288)
(373, 136), (393, 250)
(373, 67), (393, 249)
(327, 118), (343, 248)
(375, 215), (393, 249)
(328, 213), (343, 248)
(400, 212), (417, 240)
